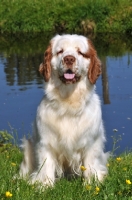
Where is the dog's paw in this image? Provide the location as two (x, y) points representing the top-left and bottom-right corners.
(29, 172), (54, 187)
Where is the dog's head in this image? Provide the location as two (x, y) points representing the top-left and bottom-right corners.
(39, 34), (101, 84)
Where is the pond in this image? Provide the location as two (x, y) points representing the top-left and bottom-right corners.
(0, 33), (132, 155)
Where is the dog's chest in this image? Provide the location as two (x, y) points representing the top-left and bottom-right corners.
(37, 92), (100, 155)
(43, 105), (96, 151)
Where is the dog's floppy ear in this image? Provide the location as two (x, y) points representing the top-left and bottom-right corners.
(87, 40), (101, 84)
(39, 43), (52, 82)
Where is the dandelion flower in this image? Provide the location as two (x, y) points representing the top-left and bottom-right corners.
(116, 157), (121, 161)
(96, 187), (100, 192)
(86, 185), (91, 190)
(94, 187), (100, 195)
(126, 179), (131, 185)
(5, 191), (13, 198)
(11, 162), (16, 166)
(123, 167), (127, 171)
(80, 166), (87, 171)
(107, 163), (110, 167)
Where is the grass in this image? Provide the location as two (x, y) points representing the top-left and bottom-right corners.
(1, 131), (132, 199)
(0, 0), (132, 34)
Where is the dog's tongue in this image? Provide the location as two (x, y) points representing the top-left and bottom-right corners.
(64, 73), (75, 80)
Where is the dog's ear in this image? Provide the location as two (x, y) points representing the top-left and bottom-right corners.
(87, 40), (101, 84)
(39, 43), (52, 82)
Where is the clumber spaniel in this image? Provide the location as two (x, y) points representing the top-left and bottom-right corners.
(19, 34), (108, 186)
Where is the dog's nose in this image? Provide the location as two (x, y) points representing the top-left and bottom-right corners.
(64, 55), (75, 65)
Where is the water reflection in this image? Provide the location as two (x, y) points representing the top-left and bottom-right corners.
(101, 57), (110, 104)
(0, 33), (132, 154)
(4, 54), (43, 88)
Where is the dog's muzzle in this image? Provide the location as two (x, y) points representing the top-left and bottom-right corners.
(63, 55), (76, 66)
(59, 55), (81, 84)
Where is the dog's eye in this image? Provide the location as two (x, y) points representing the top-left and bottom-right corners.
(57, 49), (63, 55)
(78, 50), (84, 56)
(78, 50), (89, 58)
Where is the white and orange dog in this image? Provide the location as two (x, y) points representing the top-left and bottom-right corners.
(20, 34), (108, 186)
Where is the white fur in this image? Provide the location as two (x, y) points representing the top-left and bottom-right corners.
(19, 34), (108, 186)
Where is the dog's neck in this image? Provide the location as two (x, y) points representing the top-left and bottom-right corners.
(44, 77), (95, 113)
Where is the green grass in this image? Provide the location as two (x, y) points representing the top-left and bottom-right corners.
(1, 131), (132, 199)
(0, 0), (132, 34)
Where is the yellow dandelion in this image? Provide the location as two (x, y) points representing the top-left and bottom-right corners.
(94, 186), (100, 195)
(123, 167), (127, 171)
(5, 191), (13, 198)
(107, 163), (110, 167)
(116, 157), (121, 161)
(95, 186), (100, 192)
(126, 179), (131, 185)
(80, 166), (87, 171)
(86, 185), (91, 190)
(11, 162), (16, 166)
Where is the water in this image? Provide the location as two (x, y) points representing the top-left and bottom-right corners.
(0, 34), (132, 154)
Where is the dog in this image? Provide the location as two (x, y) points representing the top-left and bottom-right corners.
(19, 34), (108, 186)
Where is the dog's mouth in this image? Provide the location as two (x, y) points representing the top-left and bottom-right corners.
(64, 69), (75, 80)
(59, 69), (81, 84)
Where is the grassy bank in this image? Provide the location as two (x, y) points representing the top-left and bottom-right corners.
(0, 0), (132, 34)
(1, 131), (132, 199)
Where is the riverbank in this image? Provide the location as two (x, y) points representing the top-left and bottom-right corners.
(0, 131), (132, 199)
(0, 0), (132, 34)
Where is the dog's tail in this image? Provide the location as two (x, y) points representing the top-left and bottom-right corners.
(19, 138), (35, 177)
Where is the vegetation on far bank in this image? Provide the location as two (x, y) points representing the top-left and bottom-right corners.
(1, 130), (132, 199)
(0, 0), (132, 35)
(0, 32), (132, 59)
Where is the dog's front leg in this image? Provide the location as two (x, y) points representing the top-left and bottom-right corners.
(82, 148), (108, 183)
(29, 144), (56, 186)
